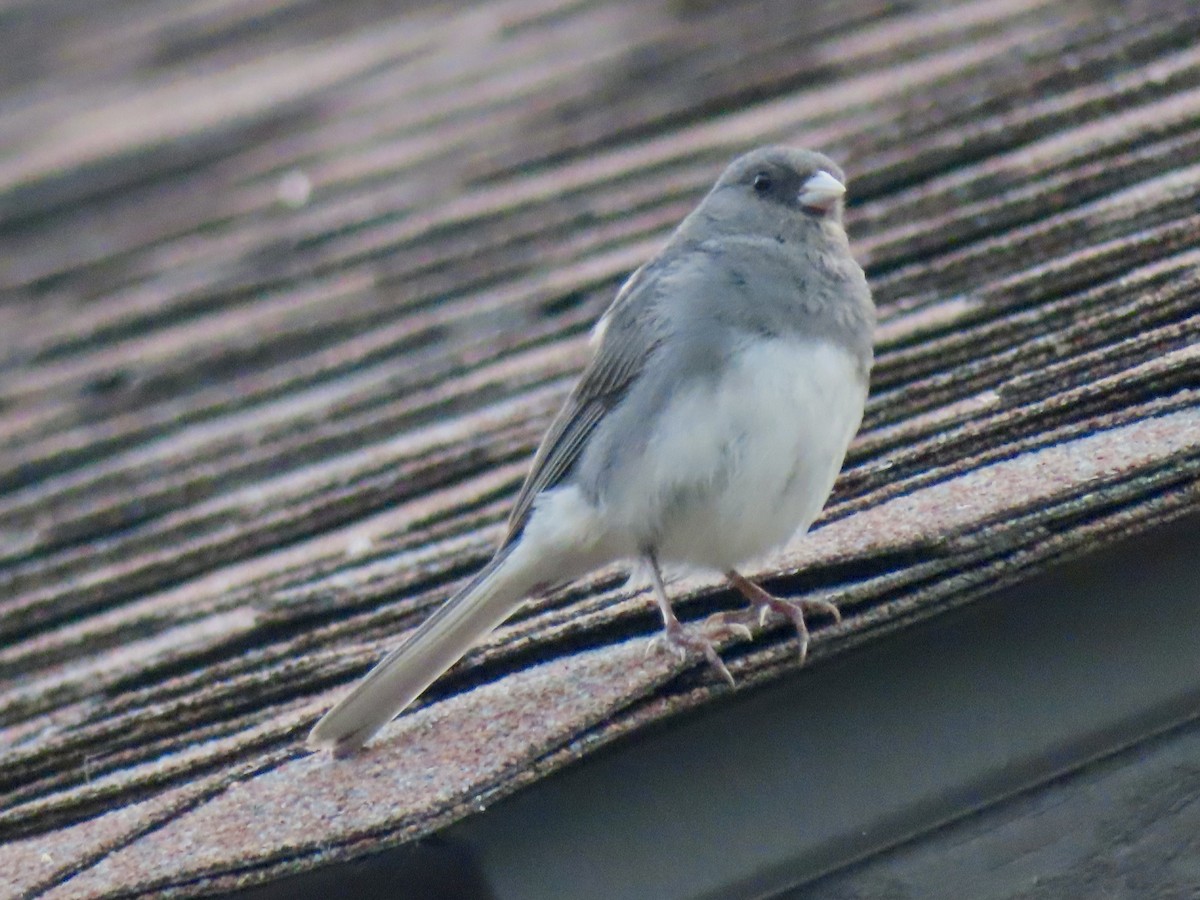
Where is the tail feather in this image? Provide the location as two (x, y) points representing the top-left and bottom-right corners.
(308, 545), (535, 754)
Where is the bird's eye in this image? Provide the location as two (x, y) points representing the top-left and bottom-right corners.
(752, 172), (772, 193)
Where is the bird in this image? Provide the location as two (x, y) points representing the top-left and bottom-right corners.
(309, 146), (875, 755)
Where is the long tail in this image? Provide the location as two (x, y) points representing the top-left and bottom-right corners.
(308, 544), (539, 754)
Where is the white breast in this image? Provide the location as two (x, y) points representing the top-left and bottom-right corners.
(608, 337), (867, 572)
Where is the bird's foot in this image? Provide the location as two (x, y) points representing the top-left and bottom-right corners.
(724, 571), (840, 665)
(699, 610), (755, 643)
(647, 618), (735, 686)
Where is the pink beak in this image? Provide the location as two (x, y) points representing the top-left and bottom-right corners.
(798, 170), (846, 212)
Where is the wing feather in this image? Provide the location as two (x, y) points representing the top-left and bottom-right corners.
(502, 263), (660, 545)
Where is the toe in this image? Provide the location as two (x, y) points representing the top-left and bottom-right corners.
(701, 610), (754, 642)
(649, 623), (735, 685)
(647, 633), (688, 662)
(703, 645), (735, 686)
(795, 630), (810, 666)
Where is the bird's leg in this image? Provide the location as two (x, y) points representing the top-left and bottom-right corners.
(705, 570), (841, 665)
(643, 553), (735, 686)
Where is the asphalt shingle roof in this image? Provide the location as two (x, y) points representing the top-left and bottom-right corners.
(2, 0), (1198, 895)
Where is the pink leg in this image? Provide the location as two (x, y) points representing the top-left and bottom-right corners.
(644, 554), (735, 685)
(709, 570), (841, 665)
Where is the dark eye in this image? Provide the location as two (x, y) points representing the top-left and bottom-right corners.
(752, 172), (772, 193)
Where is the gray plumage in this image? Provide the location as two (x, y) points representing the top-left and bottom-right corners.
(309, 146), (875, 755)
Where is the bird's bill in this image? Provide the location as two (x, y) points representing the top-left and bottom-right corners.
(798, 170), (846, 212)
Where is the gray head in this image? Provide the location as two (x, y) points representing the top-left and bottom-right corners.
(714, 146), (846, 216)
(679, 146), (851, 246)
(663, 146), (873, 371)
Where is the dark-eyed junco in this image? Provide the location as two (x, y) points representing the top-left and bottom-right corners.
(310, 147), (875, 754)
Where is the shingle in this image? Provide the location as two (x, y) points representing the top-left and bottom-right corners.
(1, 0), (1198, 895)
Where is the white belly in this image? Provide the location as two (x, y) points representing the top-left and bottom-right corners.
(608, 337), (867, 571)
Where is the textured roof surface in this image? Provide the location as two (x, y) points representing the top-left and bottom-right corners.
(2, 0), (1199, 895)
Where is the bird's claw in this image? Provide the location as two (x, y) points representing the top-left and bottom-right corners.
(721, 571), (841, 666)
(755, 595), (840, 665)
(648, 620), (735, 686)
(699, 610), (755, 642)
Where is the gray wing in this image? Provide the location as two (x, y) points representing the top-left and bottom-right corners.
(502, 262), (661, 546)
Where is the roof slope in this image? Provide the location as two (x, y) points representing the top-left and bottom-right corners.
(1, 0), (1198, 895)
